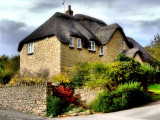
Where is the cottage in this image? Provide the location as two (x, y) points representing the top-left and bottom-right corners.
(18, 6), (151, 76)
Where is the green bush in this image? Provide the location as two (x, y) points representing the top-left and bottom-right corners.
(70, 62), (90, 88)
(84, 62), (110, 88)
(89, 82), (152, 113)
(0, 71), (13, 84)
(115, 53), (134, 62)
(46, 96), (62, 117)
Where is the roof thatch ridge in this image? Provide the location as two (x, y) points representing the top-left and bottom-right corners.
(126, 37), (152, 62)
(75, 14), (107, 26)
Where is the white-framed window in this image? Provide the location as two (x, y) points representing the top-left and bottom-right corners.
(77, 38), (82, 48)
(89, 41), (95, 51)
(100, 46), (104, 55)
(122, 40), (125, 50)
(69, 37), (74, 47)
(28, 42), (34, 54)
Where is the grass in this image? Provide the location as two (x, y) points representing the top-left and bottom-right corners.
(148, 84), (160, 101)
(148, 84), (160, 94)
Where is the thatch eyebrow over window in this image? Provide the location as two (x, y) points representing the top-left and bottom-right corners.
(28, 42), (34, 54)
(77, 38), (82, 49)
(100, 46), (104, 55)
(89, 41), (95, 51)
(69, 37), (74, 47)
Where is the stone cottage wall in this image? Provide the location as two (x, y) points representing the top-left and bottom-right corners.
(0, 84), (47, 116)
(61, 30), (130, 70)
(74, 88), (104, 107)
(20, 36), (61, 77)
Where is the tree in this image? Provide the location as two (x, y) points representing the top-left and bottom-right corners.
(145, 33), (160, 61)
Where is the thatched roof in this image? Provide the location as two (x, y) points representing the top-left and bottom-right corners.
(18, 12), (152, 62)
(18, 12), (124, 51)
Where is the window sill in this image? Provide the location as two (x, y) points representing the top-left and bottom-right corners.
(89, 50), (96, 52)
(28, 53), (34, 55)
(99, 54), (104, 56)
(77, 47), (82, 50)
(69, 46), (74, 49)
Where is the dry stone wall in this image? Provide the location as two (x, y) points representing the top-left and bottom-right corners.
(0, 84), (47, 116)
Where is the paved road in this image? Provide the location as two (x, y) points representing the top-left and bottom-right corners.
(53, 101), (160, 120)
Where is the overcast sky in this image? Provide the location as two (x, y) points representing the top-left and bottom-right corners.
(0, 0), (160, 56)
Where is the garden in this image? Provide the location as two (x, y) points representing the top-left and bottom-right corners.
(0, 54), (160, 118)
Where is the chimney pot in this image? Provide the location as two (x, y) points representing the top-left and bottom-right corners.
(66, 5), (73, 15)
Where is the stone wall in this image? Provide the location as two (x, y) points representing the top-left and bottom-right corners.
(0, 84), (47, 116)
(20, 36), (61, 77)
(74, 88), (104, 107)
(61, 30), (130, 69)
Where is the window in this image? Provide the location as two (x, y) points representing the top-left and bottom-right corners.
(100, 46), (104, 55)
(89, 41), (95, 51)
(77, 38), (82, 48)
(122, 41), (125, 50)
(28, 42), (34, 54)
(69, 37), (74, 47)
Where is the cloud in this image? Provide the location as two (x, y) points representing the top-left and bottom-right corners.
(0, 19), (36, 56)
(29, 0), (60, 12)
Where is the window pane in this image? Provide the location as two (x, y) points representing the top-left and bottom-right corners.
(69, 37), (73, 47)
(77, 38), (81, 48)
(89, 41), (92, 49)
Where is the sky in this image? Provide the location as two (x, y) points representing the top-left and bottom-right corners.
(0, 0), (160, 57)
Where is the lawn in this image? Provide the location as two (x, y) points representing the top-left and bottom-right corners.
(148, 84), (160, 101)
(148, 84), (160, 94)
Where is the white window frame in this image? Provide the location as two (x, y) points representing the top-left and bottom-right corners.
(122, 40), (125, 50)
(28, 42), (34, 54)
(69, 37), (74, 47)
(77, 38), (82, 49)
(89, 41), (95, 51)
(100, 46), (104, 55)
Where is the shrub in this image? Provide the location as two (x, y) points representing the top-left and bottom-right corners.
(51, 73), (70, 84)
(84, 62), (111, 88)
(53, 85), (77, 107)
(46, 96), (62, 117)
(115, 53), (134, 62)
(89, 82), (152, 112)
(9, 73), (45, 85)
(70, 62), (90, 88)
(0, 70), (13, 84)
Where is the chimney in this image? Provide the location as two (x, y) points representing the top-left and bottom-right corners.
(66, 5), (73, 15)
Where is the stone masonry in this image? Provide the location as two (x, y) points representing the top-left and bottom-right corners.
(0, 84), (47, 116)
(20, 29), (130, 76)
(61, 30), (129, 70)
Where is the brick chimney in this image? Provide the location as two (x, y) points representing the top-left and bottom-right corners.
(66, 5), (73, 15)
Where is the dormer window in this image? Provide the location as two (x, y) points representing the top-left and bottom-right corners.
(122, 40), (125, 50)
(89, 41), (95, 51)
(69, 37), (74, 47)
(100, 46), (104, 55)
(77, 38), (82, 49)
(28, 42), (34, 54)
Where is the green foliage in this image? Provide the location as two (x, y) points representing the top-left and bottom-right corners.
(140, 63), (155, 84)
(46, 96), (62, 117)
(145, 33), (160, 61)
(0, 71), (12, 84)
(115, 53), (134, 62)
(84, 62), (111, 88)
(0, 55), (20, 84)
(89, 82), (152, 112)
(70, 62), (90, 88)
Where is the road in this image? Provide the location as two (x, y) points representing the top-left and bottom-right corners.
(0, 100), (160, 120)
(53, 100), (160, 120)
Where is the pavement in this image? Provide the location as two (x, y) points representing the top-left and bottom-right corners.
(0, 100), (160, 120)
